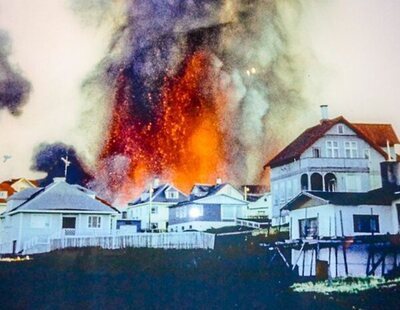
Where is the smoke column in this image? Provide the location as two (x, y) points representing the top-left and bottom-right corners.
(69, 0), (314, 203)
(0, 30), (31, 116)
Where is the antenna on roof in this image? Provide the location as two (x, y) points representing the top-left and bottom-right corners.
(61, 155), (71, 179)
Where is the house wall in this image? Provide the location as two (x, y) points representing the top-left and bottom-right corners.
(270, 122), (387, 226)
(127, 202), (172, 231)
(245, 193), (272, 218)
(169, 204), (222, 225)
(289, 204), (395, 239)
(169, 221), (235, 232)
(1, 212), (116, 253)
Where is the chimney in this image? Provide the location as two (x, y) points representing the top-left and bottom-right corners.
(320, 104), (329, 122)
(380, 161), (400, 190)
(153, 177), (160, 188)
(216, 177), (222, 185)
(53, 177), (66, 183)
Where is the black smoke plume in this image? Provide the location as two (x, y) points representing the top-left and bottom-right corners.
(0, 30), (31, 116)
(31, 143), (92, 186)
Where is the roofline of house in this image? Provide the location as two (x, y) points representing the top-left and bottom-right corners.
(5, 209), (119, 216)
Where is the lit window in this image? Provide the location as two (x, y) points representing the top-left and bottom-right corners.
(344, 141), (358, 158)
(326, 141), (339, 158)
(189, 205), (203, 218)
(88, 216), (101, 228)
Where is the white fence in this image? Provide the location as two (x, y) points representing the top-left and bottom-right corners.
(16, 232), (215, 255)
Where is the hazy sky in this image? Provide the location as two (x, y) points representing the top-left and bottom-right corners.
(1, 0), (400, 179)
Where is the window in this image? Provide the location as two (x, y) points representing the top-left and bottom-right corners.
(188, 205), (203, 218)
(0, 191), (7, 199)
(326, 141), (339, 158)
(151, 206), (158, 214)
(166, 190), (179, 199)
(176, 206), (187, 218)
(364, 148), (370, 159)
(62, 217), (76, 229)
(344, 141), (358, 158)
(353, 215), (379, 233)
(300, 174), (309, 191)
(88, 216), (101, 228)
(299, 218), (318, 239)
(312, 147), (321, 158)
(338, 125), (344, 134)
(221, 205), (236, 221)
(31, 214), (50, 229)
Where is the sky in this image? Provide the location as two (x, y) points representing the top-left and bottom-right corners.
(1, 0), (400, 180)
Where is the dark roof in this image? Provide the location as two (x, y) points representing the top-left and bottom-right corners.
(266, 116), (393, 168)
(284, 188), (395, 211)
(190, 183), (227, 199)
(129, 184), (187, 205)
(246, 194), (263, 202)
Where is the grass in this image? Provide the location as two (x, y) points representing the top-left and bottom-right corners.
(291, 276), (400, 295)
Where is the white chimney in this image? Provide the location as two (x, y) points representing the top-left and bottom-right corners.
(153, 177), (160, 188)
(320, 104), (329, 121)
(216, 178), (222, 185)
(53, 177), (66, 183)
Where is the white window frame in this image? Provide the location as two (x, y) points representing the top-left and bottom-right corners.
(88, 216), (102, 228)
(344, 141), (358, 158)
(326, 141), (339, 158)
(166, 190), (179, 199)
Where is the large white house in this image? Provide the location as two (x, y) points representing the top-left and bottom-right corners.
(265, 105), (399, 226)
(127, 181), (188, 232)
(0, 178), (119, 254)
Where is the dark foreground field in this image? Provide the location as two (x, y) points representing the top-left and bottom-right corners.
(0, 242), (399, 309)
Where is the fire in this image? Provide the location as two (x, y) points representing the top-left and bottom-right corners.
(99, 50), (229, 202)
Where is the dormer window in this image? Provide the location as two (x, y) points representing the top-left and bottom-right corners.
(338, 125), (344, 134)
(166, 190), (179, 199)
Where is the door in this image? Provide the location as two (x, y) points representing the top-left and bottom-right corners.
(62, 217), (76, 236)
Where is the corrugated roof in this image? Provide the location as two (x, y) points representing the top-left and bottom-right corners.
(266, 116), (395, 168)
(7, 181), (118, 214)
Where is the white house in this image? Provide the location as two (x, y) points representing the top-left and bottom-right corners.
(0, 177), (119, 254)
(241, 185), (272, 219)
(284, 185), (400, 278)
(265, 105), (399, 226)
(127, 181), (187, 232)
(168, 183), (247, 232)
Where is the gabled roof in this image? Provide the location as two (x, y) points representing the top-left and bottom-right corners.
(2, 178), (38, 189)
(6, 180), (119, 214)
(284, 188), (395, 211)
(169, 193), (247, 208)
(265, 116), (395, 168)
(129, 184), (187, 205)
(190, 183), (238, 200)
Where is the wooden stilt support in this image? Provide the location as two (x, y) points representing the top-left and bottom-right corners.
(276, 246), (290, 269)
(342, 243), (349, 276)
(310, 248), (315, 276)
(292, 243), (306, 271)
(302, 248), (306, 277)
(335, 246), (338, 277)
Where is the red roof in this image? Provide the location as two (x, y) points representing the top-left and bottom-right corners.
(352, 123), (399, 147)
(0, 183), (16, 203)
(266, 116), (397, 168)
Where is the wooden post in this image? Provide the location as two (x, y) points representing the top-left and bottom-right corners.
(342, 243), (349, 276)
(302, 248), (306, 277)
(340, 210), (344, 237)
(335, 246), (338, 277)
(310, 248), (315, 276)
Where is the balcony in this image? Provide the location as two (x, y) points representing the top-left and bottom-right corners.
(299, 157), (369, 172)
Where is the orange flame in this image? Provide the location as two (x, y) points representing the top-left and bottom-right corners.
(99, 50), (229, 202)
